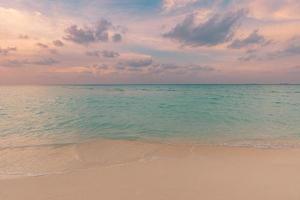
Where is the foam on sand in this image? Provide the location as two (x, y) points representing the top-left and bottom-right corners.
(1, 138), (300, 200)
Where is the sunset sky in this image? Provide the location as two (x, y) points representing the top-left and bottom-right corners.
(0, 0), (300, 84)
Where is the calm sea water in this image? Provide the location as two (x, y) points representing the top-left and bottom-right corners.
(1, 85), (300, 148)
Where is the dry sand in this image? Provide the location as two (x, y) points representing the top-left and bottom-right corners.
(1, 139), (300, 200)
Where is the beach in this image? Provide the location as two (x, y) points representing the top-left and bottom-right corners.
(1, 139), (300, 200)
(1, 85), (300, 199)
(1, 0), (300, 197)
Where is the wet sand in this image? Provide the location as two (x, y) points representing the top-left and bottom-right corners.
(1, 139), (300, 200)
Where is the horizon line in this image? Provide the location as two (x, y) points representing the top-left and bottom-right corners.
(1, 83), (299, 86)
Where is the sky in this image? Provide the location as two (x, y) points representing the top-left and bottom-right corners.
(0, 0), (300, 84)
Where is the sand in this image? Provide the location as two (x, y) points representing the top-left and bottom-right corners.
(1, 139), (300, 200)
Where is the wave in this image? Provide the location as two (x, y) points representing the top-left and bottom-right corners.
(2, 137), (300, 179)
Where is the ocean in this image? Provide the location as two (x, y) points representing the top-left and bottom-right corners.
(1, 84), (300, 178)
(1, 84), (300, 148)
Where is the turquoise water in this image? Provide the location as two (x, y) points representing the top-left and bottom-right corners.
(1, 85), (300, 148)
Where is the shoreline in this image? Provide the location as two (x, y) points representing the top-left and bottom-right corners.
(1, 138), (300, 199)
(2, 137), (300, 179)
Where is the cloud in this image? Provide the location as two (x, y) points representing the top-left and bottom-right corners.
(64, 25), (95, 44)
(2, 57), (59, 67)
(265, 37), (300, 59)
(94, 19), (111, 41)
(247, 0), (300, 21)
(120, 57), (153, 68)
(19, 34), (29, 39)
(163, 9), (246, 46)
(64, 19), (123, 45)
(90, 64), (109, 70)
(238, 52), (259, 61)
(238, 37), (300, 61)
(36, 42), (49, 48)
(278, 38), (300, 56)
(161, 0), (230, 14)
(1, 1), (300, 84)
(86, 50), (101, 57)
(32, 58), (59, 65)
(228, 30), (270, 49)
(102, 50), (120, 58)
(112, 33), (122, 42)
(85, 50), (215, 75)
(151, 63), (215, 74)
(49, 61), (216, 77)
(48, 64), (111, 76)
(48, 49), (58, 55)
(0, 6), (63, 43)
(86, 50), (120, 58)
(162, 0), (198, 12)
(53, 40), (64, 47)
(0, 47), (17, 56)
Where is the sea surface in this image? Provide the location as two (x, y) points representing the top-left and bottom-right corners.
(1, 84), (300, 178)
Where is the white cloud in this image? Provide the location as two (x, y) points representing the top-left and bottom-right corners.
(162, 0), (197, 12)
